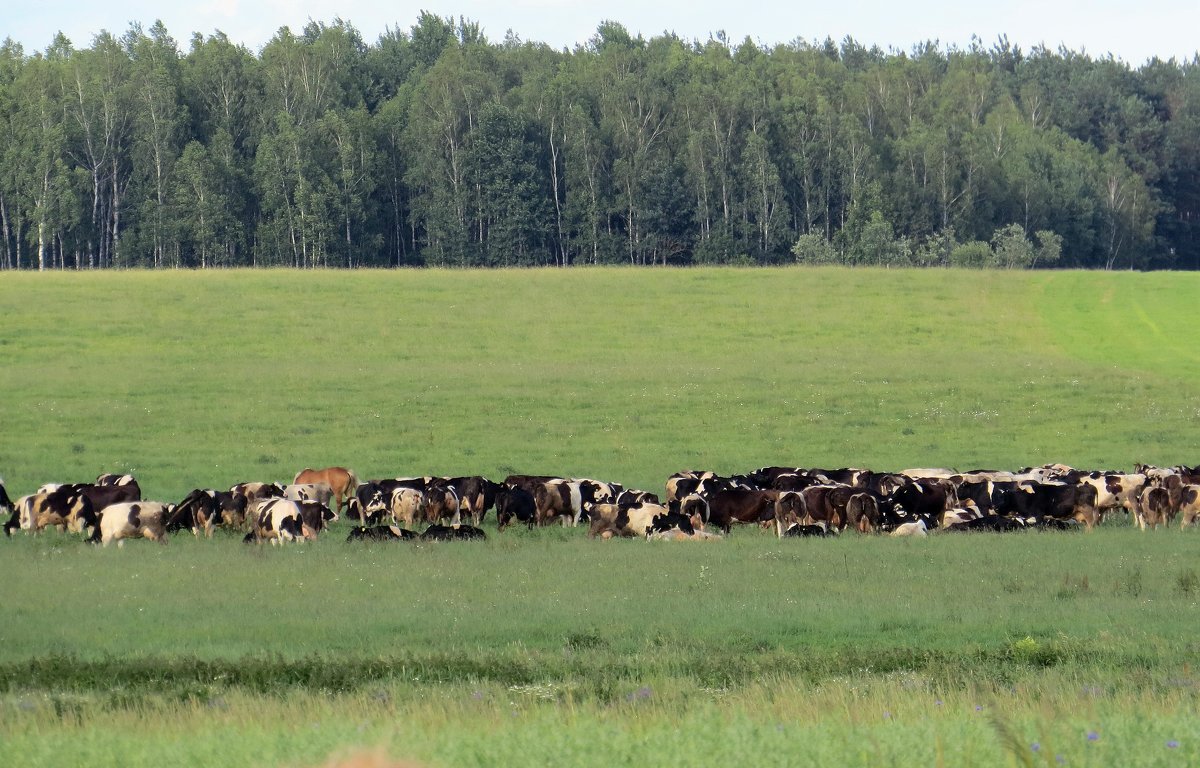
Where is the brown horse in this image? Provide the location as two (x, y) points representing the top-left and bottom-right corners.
(293, 467), (358, 516)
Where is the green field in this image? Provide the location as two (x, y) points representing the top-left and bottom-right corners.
(2, 267), (1199, 767)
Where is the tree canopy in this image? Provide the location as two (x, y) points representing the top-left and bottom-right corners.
(1, 20), (1197, 270)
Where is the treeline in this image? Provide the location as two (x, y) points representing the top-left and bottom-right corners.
(1, 14), (1198, 270)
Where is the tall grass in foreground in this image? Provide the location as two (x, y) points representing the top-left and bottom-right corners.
(2, 672), (1196, 767)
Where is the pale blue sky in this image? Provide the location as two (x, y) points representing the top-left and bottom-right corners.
(5, 1), (1197, 64)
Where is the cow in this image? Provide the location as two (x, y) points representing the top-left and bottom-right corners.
(890, 479), (956, 523)
(647, 527), (723, 541)
(420, 524), (486, 541)
(89, 501), (171, 546)
(447, 476), (503, 527)
(212, 489), (249, 528)
(495, 485), (537, 530)
(616, 489), (661, 506)
(78, 480), (142, 515)
(1, 480), (16, 536)
(940, 502), (984, 529)
(1136, 486), (1171, 530)
(230, 482), (286, 517)
(586, 502), (671, 539)
(533, 480), (584, 527)
(293, 467), (358, 516)
(166, 489), (223, 537)
(682, 489), (776, 534)
(346, 525), (417, 542)
(792, 485), (853, 531)
(95, 473), (137, 488)
(24, 485), (98, 535)
(1179, 485), (1200, 529)
(782, 523), (833, 538)
(1077, 473), (1146, 522)
(665, 471), (715, 504)
(888, 520), (929, 537)
(423, 483), (461, 525)
(245, 498), (319, 544)
(944, 515), (1028, 533)
(283, 482), (336, 516)
(383, 487), (425, 527)
(994, 482), (1099, 529)
(772, 491), (807, 538)
(295, 499), (337, 534)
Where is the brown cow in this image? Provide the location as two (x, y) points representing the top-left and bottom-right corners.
(294, 467), (358, 516)
(682, 489), (775, 534)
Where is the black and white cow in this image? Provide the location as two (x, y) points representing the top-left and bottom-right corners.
(245, 498), (319, 544)
(89, 501), (172, 546)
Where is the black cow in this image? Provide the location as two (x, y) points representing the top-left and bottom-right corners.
(346, 525), (417, 541)
(944, 515), (1028, 533)
(420, 523), (486, 541)
(994, 482), (1099, 529)
(1, 480), (15, 536)
(495, 485), (537, 530)
(782, 523), (831, 537)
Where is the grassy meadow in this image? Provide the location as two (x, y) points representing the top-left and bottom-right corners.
(2, 267), (1200, 766)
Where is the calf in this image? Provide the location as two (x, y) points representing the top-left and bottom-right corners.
(346, 525), (417, 542)
(783, 523), (833, 538)
(90, 501), (172, 546)
(420, 524), (486, 541)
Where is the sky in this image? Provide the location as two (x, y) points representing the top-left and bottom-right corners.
(5, 1), (1198, 65)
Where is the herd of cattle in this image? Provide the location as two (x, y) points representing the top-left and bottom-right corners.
(3, 461), (1200, 547)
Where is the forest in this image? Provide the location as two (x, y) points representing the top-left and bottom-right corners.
(1, 13), (1197, 271)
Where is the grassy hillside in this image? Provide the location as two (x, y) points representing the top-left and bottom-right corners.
(2, 267), (1198, 500)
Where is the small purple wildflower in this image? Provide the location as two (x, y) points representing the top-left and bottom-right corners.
(1087, 731), (1100, 742)
(1031, 743), (1041, 753)
(975, 705), (984, 712)
(1055, 755), (1066, 765)
(935, 699), (943, 707)
(883, 711), (892, 719)
(1167, 740), (1180, 749)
